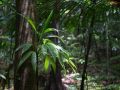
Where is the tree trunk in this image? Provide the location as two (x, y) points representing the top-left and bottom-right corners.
(14, 0), (36, 90)
(46, 0), (65, 90)
(80, 1), (96, 90)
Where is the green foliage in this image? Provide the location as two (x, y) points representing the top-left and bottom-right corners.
(43, 28), (56, 34)
(42, 10), (53, 30)
(15, 43), (32, 54)
(26, 17), (37, 33)
(40, 39), (77, 73)
(16, 44), (37, 73)
(23, 15), (77, 73)
(0, 0), (120, 89)
(44, 55), (50, 72)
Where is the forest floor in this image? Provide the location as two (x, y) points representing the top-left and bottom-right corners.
(1, 61), (120, 90)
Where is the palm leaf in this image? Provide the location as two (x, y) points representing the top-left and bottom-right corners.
(15, 43), (32, 53)
(46, 42), (59, 60)
(43, 10), (53, 30)
(44, 55), (50, 72)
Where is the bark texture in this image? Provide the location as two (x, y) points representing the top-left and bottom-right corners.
(14, 0), (36, 90)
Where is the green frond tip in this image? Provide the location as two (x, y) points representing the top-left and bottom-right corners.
(24, 16), (39, 36)
(43, 10), (53, 30)
(43, 28), (55, 34)
(26, 18), (37, 31)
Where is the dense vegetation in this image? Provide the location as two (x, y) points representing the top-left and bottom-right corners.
(0, 0), (120, 90)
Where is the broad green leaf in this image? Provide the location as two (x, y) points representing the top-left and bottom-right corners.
(0, 74), (6, 80)
(44, 55), (50, 72)
(43, 39), (52, 44)
(43, 28), (56, 34)
(15, 43), (32, 53)
(55, 45), (63, 50)
(46, 43), (59, 60)
(31, 52), (37, 73)
(60, 49), (70, 60)
(17, 51), (33, 71)
(50, 59), (56, 73)
(19, 14), (36, 31)
(41, 45), (47, 56)
(47, 35), (64, 44)
(25, 17), (37, 31)
(23, 16), (40, 36)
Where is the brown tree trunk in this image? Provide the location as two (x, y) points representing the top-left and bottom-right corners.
(46, 0), (65, 90)
(14, 0), (36, 90)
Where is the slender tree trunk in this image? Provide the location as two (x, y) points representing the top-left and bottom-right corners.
(46, 0), (65, 90)
(80, 1), (96, 90)
(80, 21), (93, 90)
(14, 0), (36, 90)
